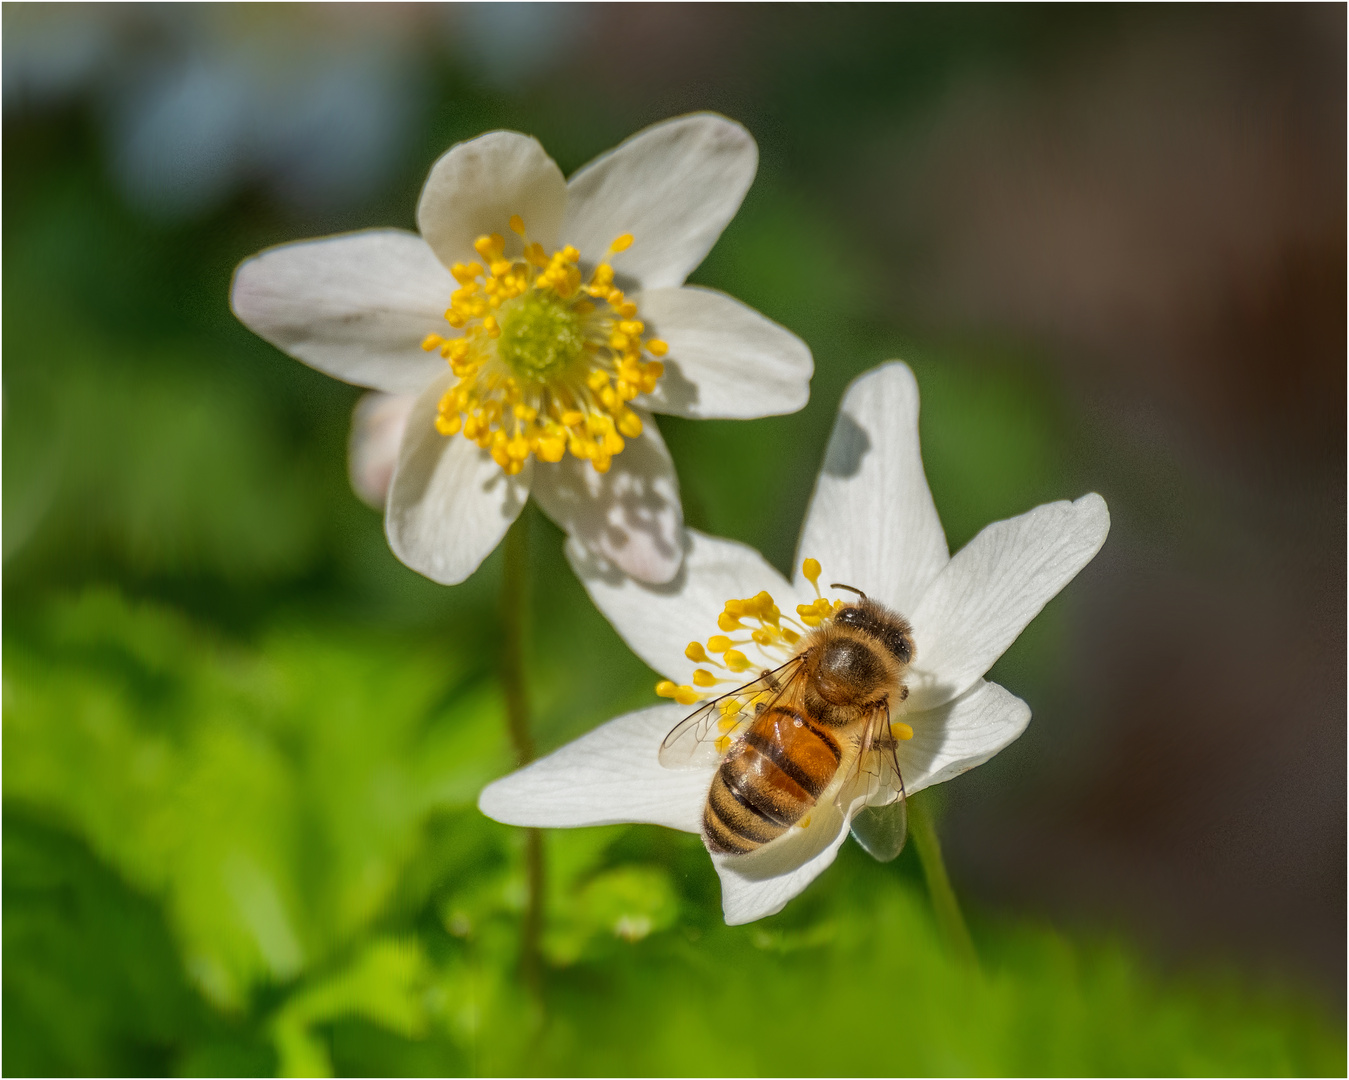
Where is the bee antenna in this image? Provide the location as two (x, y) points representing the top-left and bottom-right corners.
(830, 583), (868, 600)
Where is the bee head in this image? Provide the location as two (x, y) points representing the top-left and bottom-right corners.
(834, 600), (914, 666)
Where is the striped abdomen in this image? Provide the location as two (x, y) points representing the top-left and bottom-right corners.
(703, 705), (843, 854)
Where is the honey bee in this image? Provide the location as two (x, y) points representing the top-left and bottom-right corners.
(660, 588), (915, 862)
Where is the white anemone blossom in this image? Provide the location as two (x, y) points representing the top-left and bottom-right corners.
(231, 113), (812, 585)
(479, 362), (1110, 924)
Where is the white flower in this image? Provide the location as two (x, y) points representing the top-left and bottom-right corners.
(478, 362), (1110, 924)
(231, 113), (812, 585)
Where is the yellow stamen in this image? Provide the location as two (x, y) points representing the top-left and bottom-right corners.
(892, 721), (914, 741)
(655, 680), (703, 706)
(803, 558), (822, 593)
(431, 217), (667, 474)
(658, 563), (891, 716)
(796, 597), (834, 627)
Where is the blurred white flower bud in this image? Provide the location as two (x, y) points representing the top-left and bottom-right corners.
(348, 391), (416, 510)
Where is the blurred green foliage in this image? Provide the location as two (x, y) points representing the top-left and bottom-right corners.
(6, 591), (1344, 1077)
(4, 18), (1344, 1077)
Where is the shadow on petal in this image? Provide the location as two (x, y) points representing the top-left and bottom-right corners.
(534, 417), (685, 584)
(901, 665), (963, 715)
(567, 527), (695, 592)
(636, 356), (701, 416)
(820, 412), (870, 478)
(482, 462), (529, 520)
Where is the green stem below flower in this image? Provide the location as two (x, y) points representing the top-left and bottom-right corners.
(501, 511), (543, 997)
(907, 789), (978, 968)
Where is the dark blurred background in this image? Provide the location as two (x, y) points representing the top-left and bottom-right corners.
(4, 4), (1344, 1075)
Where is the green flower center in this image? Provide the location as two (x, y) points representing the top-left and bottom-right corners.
(423, 221), (668, 476)
(496, 290), (586, 382)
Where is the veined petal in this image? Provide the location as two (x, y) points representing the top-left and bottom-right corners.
(634, 286), (813, 419)
(348, 391), (417, 509)
(906, 494), (1110, 711)
(566, 527), (792, 682)
(418, 131), (567, 267)
(713, 803), (853, 925)
(900, 679), (1031, 794)
(478, 704), (710, 834)
(230, 229), (453, 395)
(385, 372), (531, 585)
(562, 114), (757, 290)
(795, 362), (948, 615)
(532, 410), (684, 585)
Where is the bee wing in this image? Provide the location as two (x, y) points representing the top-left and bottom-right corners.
(847, 706), (909, 862)
(658, 655), (808, 769)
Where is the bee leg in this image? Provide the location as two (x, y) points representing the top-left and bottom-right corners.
(898, 684), (909, 701)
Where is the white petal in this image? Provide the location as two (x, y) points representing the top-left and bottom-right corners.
(230, 229), (453, 395)
(385, 372), (531, 585)
(417, 131), (567, 267)
(348, 391), (417, 509)
(634, 287), (813, 419)
(565, 527), (792, 682)
(713, 805), (853, 925)
(562, 114), (757, 290)
(906, 493), (1110, 710)
(477, 704), (711, 834)
(531, 411), (684, 585)
(900, 679), (1031, 793)
(794, 362), (949, 615)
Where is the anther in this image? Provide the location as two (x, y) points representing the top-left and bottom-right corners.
(803, 558), (822, 590)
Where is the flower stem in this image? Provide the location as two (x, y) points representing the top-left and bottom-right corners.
(500, 511), (543, 996)
(907, 789), (978, 968)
